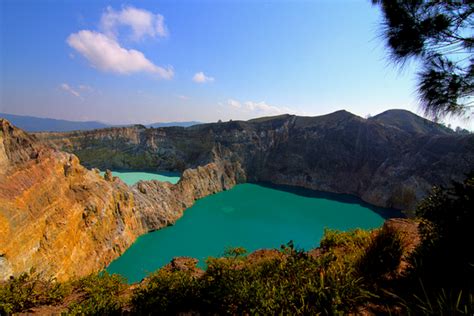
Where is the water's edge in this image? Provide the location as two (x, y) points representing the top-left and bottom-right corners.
(106, 181), (388, 283)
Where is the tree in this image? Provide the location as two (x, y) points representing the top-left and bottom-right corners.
(372, 1), (474, 120)
(412, 173), (474, 288)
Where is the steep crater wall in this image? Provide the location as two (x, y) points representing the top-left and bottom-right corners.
(39, 110), (474, 211)
(0, 119), (245, 281)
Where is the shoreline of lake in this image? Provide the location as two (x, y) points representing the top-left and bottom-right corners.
(106, 181), (388, 283)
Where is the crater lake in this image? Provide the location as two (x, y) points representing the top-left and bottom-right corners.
(106, 179), (394, 283)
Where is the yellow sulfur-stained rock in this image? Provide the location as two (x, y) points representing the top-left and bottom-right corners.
(0, 118), (245, 281)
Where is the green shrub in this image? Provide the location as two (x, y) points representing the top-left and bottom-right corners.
(68, 272), (126, 315)
(223, 246), (247, 258)
(386, 173), (474, 314)
(320, 228), (372, 251)
(132, 269), (200, 315)
(356, 225), (404, 281)
(410, 173), (474, 289)
(0, 271), (69, 314)
(131, 238), (374, 315)
(199, 242), (373, 315)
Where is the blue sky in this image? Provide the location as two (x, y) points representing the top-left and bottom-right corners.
(0, 0), (471, 128)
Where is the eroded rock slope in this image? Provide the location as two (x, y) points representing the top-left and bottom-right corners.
(0, 119), (244, 280)
(40, 110), (474, 210)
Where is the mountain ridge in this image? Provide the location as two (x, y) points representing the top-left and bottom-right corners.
(0, 113), (202, 132)
(1, 108), (473, 281)
(39, 109), (474, 211)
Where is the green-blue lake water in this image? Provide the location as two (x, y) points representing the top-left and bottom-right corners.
(100, 170), (181, 185)
(107, 181), (391, 283)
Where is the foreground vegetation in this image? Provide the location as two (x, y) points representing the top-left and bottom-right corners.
(1, 175), (472, 315)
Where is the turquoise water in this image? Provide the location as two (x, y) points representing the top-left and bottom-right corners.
(100, 170), (180, 185)
(107, 183), (388, 283)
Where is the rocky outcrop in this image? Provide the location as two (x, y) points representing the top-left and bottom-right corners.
(40, 125), (214, 172)
(39, 110), (474, 211)
(0, 119), (244, 281)
(0, 119), (147, 281)
(132, 158), (246, 230)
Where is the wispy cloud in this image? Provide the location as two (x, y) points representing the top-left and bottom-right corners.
(226, 99), (290, 116)
(193, 72), (214, 83)
(67, 30), (173, 78)
(177, 95), (190, 100)
(60, 83), (81, 98)
(78, 84), (93, 92)
(100, 6), (168, 41)
(244, 101), (290, 114)
(228, 99), (241, 108)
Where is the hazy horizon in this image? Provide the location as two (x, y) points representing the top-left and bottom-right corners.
(1, 1), (472, 129)
(0, 108), (450, 127)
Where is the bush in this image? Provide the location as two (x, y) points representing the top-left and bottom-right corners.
(223, 246), (247, 258)
(132, 269), (200, 315)
(320, 228), (372, 252)
(382, 174), (474, 314)
(356, 225), (404, 281)
(0, 271), (69, 314)
(68, 272), (126, 315)
(410, 173), (474, 289)
(132, 239), (374, 315)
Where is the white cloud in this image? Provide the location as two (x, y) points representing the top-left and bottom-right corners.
(60, 83), (81, 98)
(67, 30), (173, 78)
(177, 95), (190, 100)
(244, 101), (289, 114)
(67, 6), (171, 78)
(227, 99), (241, 108)
(100, 6), (168, 41)
(226, 99), (291, 116)
(193, 72), (214, 83)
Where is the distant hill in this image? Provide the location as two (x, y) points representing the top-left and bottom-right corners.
(0, 113), (109, 132)
(0, 113), (202, 132)
(148, 121), (201, 128)
(368, 109), (454, 135)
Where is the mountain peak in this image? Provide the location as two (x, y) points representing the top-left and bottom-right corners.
(369, 109), (453, 135)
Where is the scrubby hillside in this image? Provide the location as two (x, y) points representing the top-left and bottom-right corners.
(0, 220), (419, 315)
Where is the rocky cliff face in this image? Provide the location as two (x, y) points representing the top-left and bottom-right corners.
(132, 157), (246, 230)
(0, 119), (244, 281)
(40, 110), (474, 211)
(0, 119), (145, 281)
(1, 109), (472, 281)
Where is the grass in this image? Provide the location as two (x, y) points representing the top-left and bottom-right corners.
(356, 224), (404, 281)
(0, 270), (70, 314)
